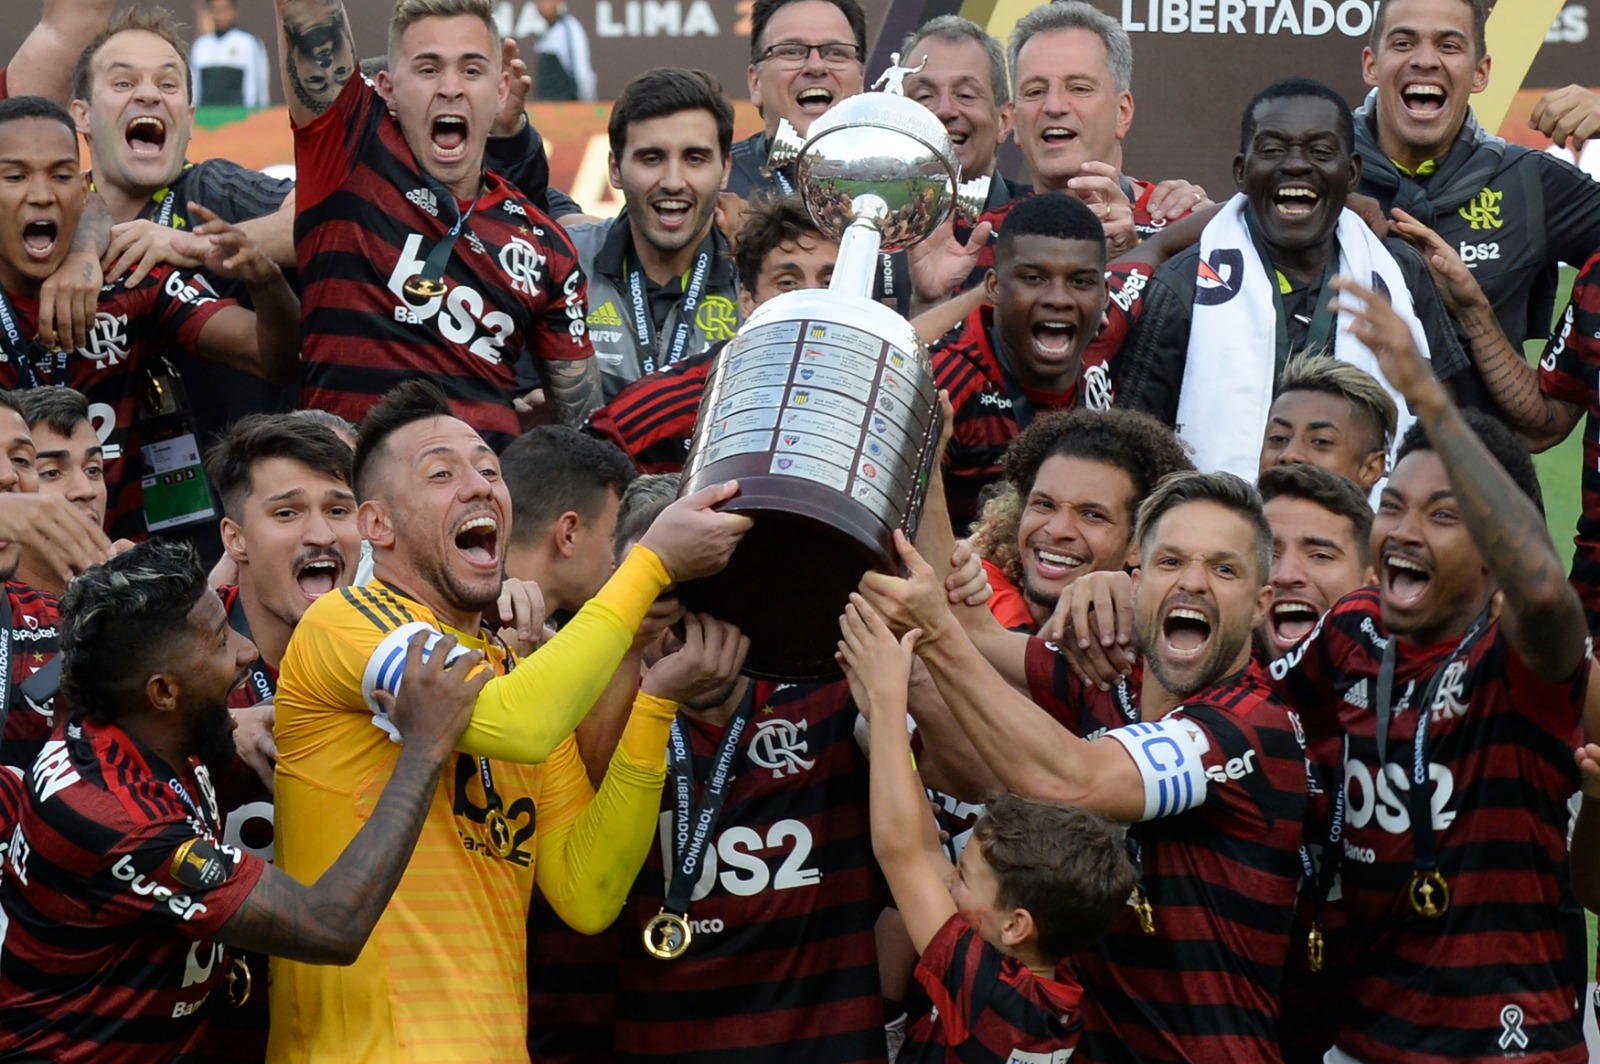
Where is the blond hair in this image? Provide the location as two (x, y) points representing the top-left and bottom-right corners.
(1278, 354), (1399, 456)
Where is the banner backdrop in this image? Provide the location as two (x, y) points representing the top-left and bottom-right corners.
(16, 0), (1596, 207)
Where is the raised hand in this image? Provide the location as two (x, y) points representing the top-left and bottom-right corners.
(1067, 161), (1137, 256)
(858, 530), (956, 648)
(1044, 568), (1137, 690)
(837, 593), (920, 719)
(1328, 275), (1437, 404)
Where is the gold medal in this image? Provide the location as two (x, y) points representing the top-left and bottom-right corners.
(485, 808), (515, 859)
(1132, 886), (1155, 935)
(403, 275), (448, 300)
(224, 957), (252, 1008)
(1408, 869), (1450, 918)
(643, 910), (692, 960)
(1306, 925), (1324, 973)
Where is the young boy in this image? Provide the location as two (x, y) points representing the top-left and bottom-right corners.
(838, 596), (1134, 1063)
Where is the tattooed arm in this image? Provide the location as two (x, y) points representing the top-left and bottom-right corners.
(1331, 276), (1587, 682)
(274, 0), (359, 127)
(1390, 209), (1582, 452)
(215, 633), (488, 965)
(546, 358), (603, 426)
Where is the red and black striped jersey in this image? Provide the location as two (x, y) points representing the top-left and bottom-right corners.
(293, 74), (594, 450)
(932, 297), (1139, 534)
(584, 341), (722, 474)
(0, 273), (230, 541)
(899, 913), (1082, 1064)
(1023, 638), (1307, 1063)
(0, 716), (265, 1063)
(609, 680), (888, 1063)
(1539, 249), (1600, 634)
(1267, 589), (1589, 1062)
(0, 580), (61, 773)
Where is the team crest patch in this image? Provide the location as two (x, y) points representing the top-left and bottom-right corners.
(170, 837), (230, 890)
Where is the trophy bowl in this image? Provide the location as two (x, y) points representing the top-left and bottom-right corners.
(792, 92), (959, 253)
(676, 74), (961, 680)
(677, 291), (942, 679)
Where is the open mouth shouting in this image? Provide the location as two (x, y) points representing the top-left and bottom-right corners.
(430, 115), (469, 162)
(454, 512), (501, 571)
(1273, 184), (1320, 221)
(1160, 600), (1215, 662)
(124, 115), (168, 157)
(1382, 551), (1432, 610)
(1399, 82), (1447, 123)
(1267, 598), (1320, 651)
(293, 551), (345, 603)
(1031, 319), (1078, 361)
(20, 219), (58, 263)
(794, 85), (835, 119)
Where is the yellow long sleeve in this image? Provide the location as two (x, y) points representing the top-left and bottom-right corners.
(535, 691), (679, 933)
(458, 545), (672, 763)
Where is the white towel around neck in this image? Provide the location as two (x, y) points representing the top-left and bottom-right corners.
(1174, 193), (1428, 484)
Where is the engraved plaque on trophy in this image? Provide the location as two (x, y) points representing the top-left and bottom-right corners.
(677, 66), (989, 679)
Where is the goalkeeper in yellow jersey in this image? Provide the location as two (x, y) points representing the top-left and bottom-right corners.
(268, 380), (751, 1063)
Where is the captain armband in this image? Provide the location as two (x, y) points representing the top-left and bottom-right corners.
(360, 621), (477, 742)
(1103, 718), (1212, 822)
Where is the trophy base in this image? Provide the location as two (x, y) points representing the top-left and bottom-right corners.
(676, 478), (893, 681)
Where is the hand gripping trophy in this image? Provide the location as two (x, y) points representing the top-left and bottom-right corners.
(673, 61), (989, 679)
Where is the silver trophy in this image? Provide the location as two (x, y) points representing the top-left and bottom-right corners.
(677, 65), (988, 679)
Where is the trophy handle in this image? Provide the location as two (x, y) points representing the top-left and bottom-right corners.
(955, 176), (992, 224)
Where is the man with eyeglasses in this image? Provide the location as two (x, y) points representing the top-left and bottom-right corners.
(728, 0), (867, 201)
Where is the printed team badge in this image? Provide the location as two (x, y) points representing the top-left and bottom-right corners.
(696, 295), (739, 341)
(80, 312), (132, 369)
(747, 717), (815, 778)
(498, 237), (546, 295)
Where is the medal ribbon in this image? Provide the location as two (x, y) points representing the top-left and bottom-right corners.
(412, 175), (483, 293)
(226, 592), (276, 703)
(626, 231), (716, 377)
(663, 686), (758, 918)
(0, 286), (68, 388)
(1246, 221), (1342, 375)
(1371, 607), (1489, 910)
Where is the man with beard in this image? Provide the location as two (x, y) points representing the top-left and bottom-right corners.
(0, 539), (491, 1062)
(1264, 278), (1592, 1062)
(1354, 0), (1600, 352)
(1115, 78), (1474, 480)
(856, 471), (1307, 1063)
(271, 380), (751, 1060)
(187, 412), (359, 1062)
(967, 408), (1192, 634)
(272, 0), (603, 439)
(0, 95), (300, 543)
(568, 68), (742, 400)
(524, 477), (892, 1064)
(1258, 355), (1398, 496)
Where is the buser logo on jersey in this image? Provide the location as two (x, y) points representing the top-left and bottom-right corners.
(387, 234), (516, 365)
